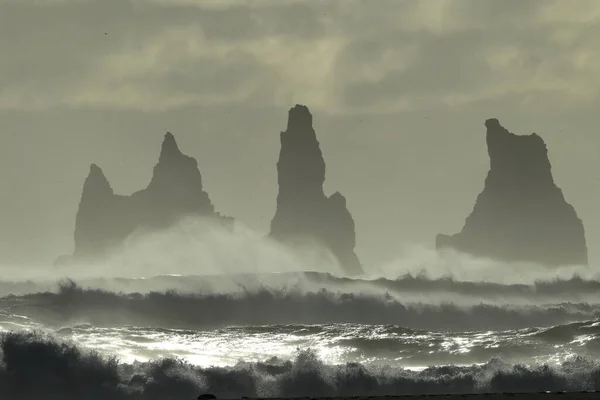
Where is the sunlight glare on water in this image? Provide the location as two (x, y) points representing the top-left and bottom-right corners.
(67, 325), (354, 367)
(1, 306), (599, 372)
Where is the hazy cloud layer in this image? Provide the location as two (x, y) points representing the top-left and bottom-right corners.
(1, 0), (600, 268)
(3, 0), (600, 113)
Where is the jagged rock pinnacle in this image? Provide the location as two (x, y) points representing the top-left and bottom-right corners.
(70, 133), (232, 261)
(436, 118), (588, 267)
(270, 105), (363, 275)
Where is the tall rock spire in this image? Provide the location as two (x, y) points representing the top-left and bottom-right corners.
(269, 105), (363, 275)
(436, 119), (588, 266)
(70, 132), (232, 262)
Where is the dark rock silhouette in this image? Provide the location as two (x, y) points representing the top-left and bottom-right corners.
(437, 118), (588, 266)
(69, 132), (232, 261)
(269, 105), (363, 275)
(197, 394), (217, 400)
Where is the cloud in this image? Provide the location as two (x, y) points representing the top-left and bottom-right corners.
(1, 0), (600, 114)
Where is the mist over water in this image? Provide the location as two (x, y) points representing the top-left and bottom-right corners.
(0, 217), (597, 287)
(0, 218), (598, 398)
(0, 218), (343, 282)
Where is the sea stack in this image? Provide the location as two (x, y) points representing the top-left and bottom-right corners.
(71, 132), (233, 261)
(269, 105), (363, 275)
(436, 119), (588, 266)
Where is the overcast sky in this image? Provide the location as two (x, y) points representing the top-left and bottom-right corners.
(1, 0), (600, 268)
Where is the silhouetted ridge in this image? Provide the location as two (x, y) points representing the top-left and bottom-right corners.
(437, 119), (588, 266)
(67, 132), (233, 262)
(269, 105), (362, 275)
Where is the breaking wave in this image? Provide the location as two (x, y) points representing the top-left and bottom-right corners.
(1, 330), (600, 399)
(2, 281), (600, 332)
(2, 270), (600, 305)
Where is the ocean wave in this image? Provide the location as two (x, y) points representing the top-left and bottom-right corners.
(2, 281), (599, 332)
(2, 272), (600, 306)
(62, 319), (600, 368)
(1, 330), (600, 399)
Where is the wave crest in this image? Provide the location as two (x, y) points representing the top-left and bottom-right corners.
(2, 281), (598, 332)
(1, 331), (600, 399)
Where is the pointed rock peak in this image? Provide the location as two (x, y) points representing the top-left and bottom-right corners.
(89, 163), (104, 177)
(87, 163), (108, 183)
(286, 104), (313, 132)
(329, 191), (347, 206)
(84, 163), (113, 194)
(159, 132), (182, 162)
